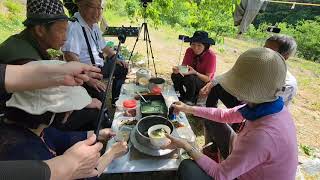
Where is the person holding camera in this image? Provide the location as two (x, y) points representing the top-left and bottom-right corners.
(171, 31), (216, 104)
(62, 0), (128, 105)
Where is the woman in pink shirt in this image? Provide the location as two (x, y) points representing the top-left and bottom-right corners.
(165, 48), (298, 180)
(171, 31), (216, 104)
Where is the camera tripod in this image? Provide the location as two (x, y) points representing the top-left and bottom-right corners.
(128, 2), (158, 77)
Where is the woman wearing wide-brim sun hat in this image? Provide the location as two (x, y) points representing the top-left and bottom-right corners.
(0, 60), (128, 178)
(171, 30), (217, 105)
(165, 48), (298, 180)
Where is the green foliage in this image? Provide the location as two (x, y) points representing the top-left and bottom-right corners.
(4, 0), (24, 15)
(246, 18), (320, 62)
(290, 18), (320, 62)
(300, 144), (317, 157)
(120, 45), (143, 63)
(254, 0), (320, 27)
(103, 0), (319, 62)
(47, 49), (63, 59)
(0, 1), (24, 42)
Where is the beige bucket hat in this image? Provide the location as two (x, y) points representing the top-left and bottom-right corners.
(6, 60), (92, 115)
(216, 48), (287, 104)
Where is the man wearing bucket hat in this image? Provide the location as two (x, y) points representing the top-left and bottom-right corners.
(171, 30), (216, 104)
(164, 48), (298, 180)
(0, 0), (69, 64)
(0, 0), (108, 131)
(0, 61), (128, 178)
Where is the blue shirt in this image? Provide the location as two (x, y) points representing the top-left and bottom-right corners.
(0, 123), (87, 161)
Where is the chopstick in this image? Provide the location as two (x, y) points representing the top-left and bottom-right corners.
(200, 142), (213, 151)
(136, 92), (148, 103)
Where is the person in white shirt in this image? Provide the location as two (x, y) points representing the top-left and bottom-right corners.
(62, 0), (128, 104)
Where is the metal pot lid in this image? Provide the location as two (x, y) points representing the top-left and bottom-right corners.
(137, 68), (151, 74)
(130, 127), (174, 156)
(149, 77), (165, 84)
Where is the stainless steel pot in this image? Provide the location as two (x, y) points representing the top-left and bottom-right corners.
(135, 115), (174, 149)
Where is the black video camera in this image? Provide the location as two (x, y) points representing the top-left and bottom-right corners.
(267, 26), (281, 33)
(178, 35), (190, 42)
(141, 0), (152, 3)
(103, 26), (140, 37)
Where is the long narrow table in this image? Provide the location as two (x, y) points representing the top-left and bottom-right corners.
(103, 83), (196, 174)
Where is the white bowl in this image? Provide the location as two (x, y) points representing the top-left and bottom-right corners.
(148, 125), (171, 149)
(178, 65), (189, 74)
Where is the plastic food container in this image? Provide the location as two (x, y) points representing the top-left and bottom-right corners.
(115, 126), (133, 142)
(123, 99), (137, 117)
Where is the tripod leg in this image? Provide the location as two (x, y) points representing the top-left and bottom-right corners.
(145, 23), (157, 77)
(129, 23), (144, 65)
(144, 23), (150, 69)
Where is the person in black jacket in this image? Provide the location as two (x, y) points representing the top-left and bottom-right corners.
(0, 62), (103, 180)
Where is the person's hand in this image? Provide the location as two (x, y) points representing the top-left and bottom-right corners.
(86, 71), (103, 80)
(108, 141), (128, 159)
(172, 66), (180, 74)
(63, 134), (103, 179)
(86, 78), (106, 92)
(98, 128), (116, 142)
(60, 62), (101, 86)
(199, 82), (214, 97)
(182, 66), (197, 76)
(171, 101), (193, 114)
(161, 134), (189, 150)
(86, 98), (102, 109)
(116, 60), (129, 69)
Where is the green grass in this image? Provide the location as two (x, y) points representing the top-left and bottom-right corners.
(289, 58), (320, 76)
(0, 1), (24, 42)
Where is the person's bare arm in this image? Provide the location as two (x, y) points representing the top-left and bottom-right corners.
(96, 142), (128, 176)
(63, 51), (81, 62)
(4, 62), (101, 93)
